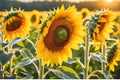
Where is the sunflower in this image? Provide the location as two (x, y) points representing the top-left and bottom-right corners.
(2, 9), (30, 41)
(36, 5), (86, 66)
(0, 12), (3, 22)
(89, 10), (115, 50)
(113, 16), (120, 35)
(79, 8), (90, 19)
(108, 41), (120, 72)
(113, 22), (120, 35)
(0, 12), (6, 24)
(30, 10), (40, 28)
(35, 11), (48, 30)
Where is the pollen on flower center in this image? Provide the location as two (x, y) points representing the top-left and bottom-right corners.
(54, 27), (68, 44)
(6, 16), (22, 32)
(44, 19), (73, 52)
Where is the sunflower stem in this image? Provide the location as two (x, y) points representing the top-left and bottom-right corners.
(84, 28), (89, 79)
(102, 45), (106, 71)
(39, 59), (44, 79)
(10, 57), (13, 76)
(0, 30), (4, 78)
(31, 61), (40, 78)
(0, 63), (4, 78)
(8, 46), (13, 76)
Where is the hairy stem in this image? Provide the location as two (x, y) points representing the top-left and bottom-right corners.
(102, 45), (106, 71)
(39, 59), (44, 79)
(84, 28), (89, 79)
(8, 46), (13, 76)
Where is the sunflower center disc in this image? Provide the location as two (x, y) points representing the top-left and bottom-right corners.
(82, 12), (87, 19)
(54, 27), (68, 44)
(44, 19), (73, 52)
(6, 17), (22, 32)
(31, 15), (36, 23)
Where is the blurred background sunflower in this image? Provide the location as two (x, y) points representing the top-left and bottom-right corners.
(79, 8), (90, 20)
(30, 10), (40, 29)
(89, 10), (115, 50)
(107, 41), (120, 72)
(1, 9), (30, 41)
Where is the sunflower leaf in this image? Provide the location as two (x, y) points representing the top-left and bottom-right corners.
(13, 58), (37, 69)
(0, 70), (4, 78)
(58, 66), (80, 79)
(16, 41), (25, 48)
(0, 52), (13, 65)
(3, 36), (29, 49)
(90, 53), (108, 63)
(67, 58), (85, 69)
(20, 48), (35, 59)
(49, 69), (69, 79)
(4, 74), (16, 79)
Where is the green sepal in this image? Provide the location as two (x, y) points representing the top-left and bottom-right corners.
(39, 10), (56, 34)
(3, 11), (19, 22)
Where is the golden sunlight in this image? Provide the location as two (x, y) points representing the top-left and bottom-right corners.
(106, 0), (113, 2)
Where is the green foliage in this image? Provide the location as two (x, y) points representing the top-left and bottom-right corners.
(59, 66), (80, 79)
(14, 58), (37, 69)
(45, 66), (80, 79)
(90, 53), (108, 63)
(0, 4), (120, 79)
(3, 36), (29, 49)
(0, 52), (13, 65)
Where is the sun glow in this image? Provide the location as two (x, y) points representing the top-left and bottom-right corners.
(106, 0), (113, 2)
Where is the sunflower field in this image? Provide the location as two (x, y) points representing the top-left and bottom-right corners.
(0, 3), (120, 79)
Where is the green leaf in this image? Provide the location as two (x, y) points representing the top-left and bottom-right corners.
(0, 44), (2, 50)
(67, 58), (85, 69)
(14, 58), (37, 69)
(67, 59), (76, 64)
(59, 66), (80, 79)
(29, 30), (39, 40)
(23, 76), (33, 79)
(22, 39), (36, 55)
(2, 43), (8, 48)
(0, 70), (4, 78)
(3, 36), (29, 49)
(88, 70), (110, 79)
(50, 69), (71, 79)
(90, 53), (108, 63)
(4, 74), (16, 79)
(0, 53), (13, 65)
(17, 41), (25, 48)
(20, 48), (35, 59)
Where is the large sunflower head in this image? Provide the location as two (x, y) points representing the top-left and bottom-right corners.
(1, 9), (30, 41)
(107, 41), (120, 72)
(79, 8), (90, 19)
(88, 9), (115, 50)
(36, 5), (86, 66)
